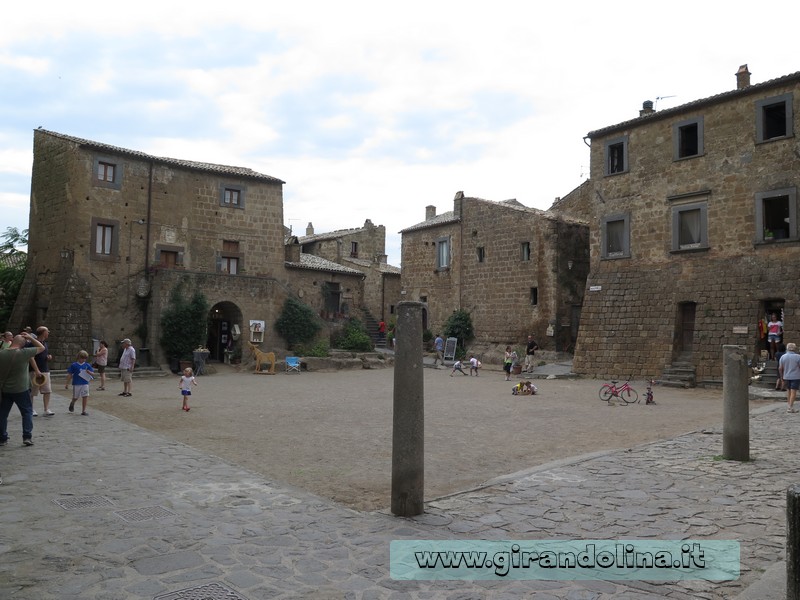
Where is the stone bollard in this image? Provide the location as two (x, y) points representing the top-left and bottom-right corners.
(391, 301), (425, 517)
(789, 484), (800, 599)
(722, 345), (749, 461)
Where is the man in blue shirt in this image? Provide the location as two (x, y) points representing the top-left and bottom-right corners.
(433, 334), (444, 368)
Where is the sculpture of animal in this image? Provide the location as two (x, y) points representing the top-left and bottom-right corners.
(247, 342), (276, 374)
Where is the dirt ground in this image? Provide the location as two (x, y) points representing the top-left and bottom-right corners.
(89, 363), (770, 511)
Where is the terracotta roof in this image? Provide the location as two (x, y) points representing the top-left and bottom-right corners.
(298, 226), (368, 244)
(284, 253), (364, 275)
(37, 129), (284, 184)
(399, 211), (460, 233)
(587, 70), (800, 139)
(342, 256), (401, 274)
(0, 252), (26, 269)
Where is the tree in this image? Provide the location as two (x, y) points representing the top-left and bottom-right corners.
(274, 297), (321, 349)
(159, 283), (209, 360)
(443, 309), (474, 351)
(0, 227), (28, 329)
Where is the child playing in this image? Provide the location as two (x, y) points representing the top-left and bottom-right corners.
(469, 355), (481, 376)
(450, 360), (468, 376)
(65, 350), (94, 415)
(179, 367), (198, 411)
(511, 381), (537, 396)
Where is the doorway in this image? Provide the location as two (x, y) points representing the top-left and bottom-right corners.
(761, 300), (785, 359)
(207, 301), (243, 361)
(675, 302), (696, 359)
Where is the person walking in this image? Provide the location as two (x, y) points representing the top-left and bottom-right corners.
(65, 350), (94, 416)
(0, 332), (44, 446)
(778, 342), (800, 413)
(118, 338), (136, 397)
(29, 326), (53, 416)
(178, 367), (198, 411)
(94, 340), (109, 390)
(433, 334), (444, 367)
(503, 346), (513, 381)
(524, 335), (539, 373)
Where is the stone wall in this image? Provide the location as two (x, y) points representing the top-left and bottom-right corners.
(575, 74), (800, 379)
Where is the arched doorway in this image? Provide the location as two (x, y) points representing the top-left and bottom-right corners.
(207, 301), (243, 362)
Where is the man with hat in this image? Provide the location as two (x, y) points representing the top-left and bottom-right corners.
(118, 338), (136, 397)
(29, 326), (54, 416)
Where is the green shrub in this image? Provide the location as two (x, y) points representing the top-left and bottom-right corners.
(443, 309), (474, 351)
(159, 283), (209, 360)
(333, 318), (373, 352)
(296, 338), (330, 357)
(274, 297), (321, 348)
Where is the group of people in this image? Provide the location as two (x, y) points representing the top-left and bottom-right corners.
(0, 328), (138, 447)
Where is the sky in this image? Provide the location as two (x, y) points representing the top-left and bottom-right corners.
(2, 1), (799, 267)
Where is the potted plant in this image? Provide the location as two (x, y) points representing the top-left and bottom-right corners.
(764, 228), (774, 241)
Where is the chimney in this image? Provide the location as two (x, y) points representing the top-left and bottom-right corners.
(306, 222), (314, 236)
(284, 238), (301, 262)
(639, 100), (655, 117)
(453, 191), (464, 218)
(425, 205), (437, 220)
(736, 64), (751, 90)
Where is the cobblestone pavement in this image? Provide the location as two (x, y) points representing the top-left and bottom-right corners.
(0, 387), (793, 599)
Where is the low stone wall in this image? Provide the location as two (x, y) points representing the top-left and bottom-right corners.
(298, 352), (393, 372)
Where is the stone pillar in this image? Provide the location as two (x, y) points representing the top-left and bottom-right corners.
(788, 484), (800, 599)
(391, 301), (424, 517)
(722, 345), (749, 461)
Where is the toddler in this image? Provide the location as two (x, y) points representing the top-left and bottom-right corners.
(450, 360), (467, 376)
(179, 367), (198, 411)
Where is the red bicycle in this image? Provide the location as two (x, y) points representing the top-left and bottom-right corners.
(598, 377), (639, 404)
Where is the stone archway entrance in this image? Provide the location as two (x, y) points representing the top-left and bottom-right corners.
(207, 301), (243, 362)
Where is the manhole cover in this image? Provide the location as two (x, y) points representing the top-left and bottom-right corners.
(154, 582), (248, 600)
(115, 506), (177, 522)
(53, 495), (114, 510)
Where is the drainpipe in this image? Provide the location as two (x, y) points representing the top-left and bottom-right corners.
(145, 161), (153, 273)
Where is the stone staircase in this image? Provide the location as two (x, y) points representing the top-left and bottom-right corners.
(660, 358), (697, 388)
(356, 308), (387, 348)
(750, 359), (780, 389)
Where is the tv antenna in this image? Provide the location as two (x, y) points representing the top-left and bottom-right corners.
(654, 95), (676, 110)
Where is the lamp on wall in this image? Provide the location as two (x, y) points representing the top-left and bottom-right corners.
(567, 260), (574, 270)
(60, 249), (70, 259)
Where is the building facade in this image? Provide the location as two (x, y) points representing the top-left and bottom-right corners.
(400, 192), (589, 353)
(572, 66), (800, 381)
(11, 130), (369, 367)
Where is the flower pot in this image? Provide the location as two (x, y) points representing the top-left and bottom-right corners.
(512, 365), (522, 375)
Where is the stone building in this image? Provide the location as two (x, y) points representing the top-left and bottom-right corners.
(570, 65), (800, 382)
(10, 129), (369, 368)
(400, 192), (589, 353)
(297, 221), (401, 327)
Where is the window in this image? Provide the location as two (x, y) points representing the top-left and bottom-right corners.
(756, 93), (793, 142)
(219, 240), (242, 274)
(435, 237), (450, 269)
(601, 213), (630, 259)
(92, 156), (122, 190)
(477, 247), (485, 263)
(756, 187), (797, 242)
(520, 242), (531, 261)
(671, 202), (708, 251)
(673, 117), (704, 159)
(350, 241), (359, 258)
(155, 245), (184, 268)
(220, 185), (245, 208)
(90, 217), (120, 260)
(604, 136), (628, 175)
(530, 287), (538, 306)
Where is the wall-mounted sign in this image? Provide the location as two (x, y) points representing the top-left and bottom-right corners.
(732, 326), (748, 334)
(589, 285), (602, 292)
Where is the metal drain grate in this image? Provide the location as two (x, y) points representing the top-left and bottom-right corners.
(114, 506), (177, 522)
(154, 582), (248, 600)
(53, 495), (114, 510)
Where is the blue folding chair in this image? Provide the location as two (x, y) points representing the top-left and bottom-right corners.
(285, 356), (301, 373)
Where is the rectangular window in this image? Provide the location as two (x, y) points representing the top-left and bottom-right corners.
(350, 241), (359, 258)
(476, 247), (485, 263)
(671, 202), (708, 252)
(604, 136), (628, 175)
(98, 162), (115, 182)
(155, 245), (184, 268)
(673, 116), (704, 159)
(530, 287), (538, 306)
(96, 224), (113, 255)
(601, 213), (630, 259)
(90, 217), (120, 260)
(436, 237), (450, 269)
(220, 240), (242, 274)
(520, 242), (531, 261)
(220, 185), (246, 208)
(756, 187), (797, 242)
(92, 156), (122, 190)
(756, 93), (793, 142)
